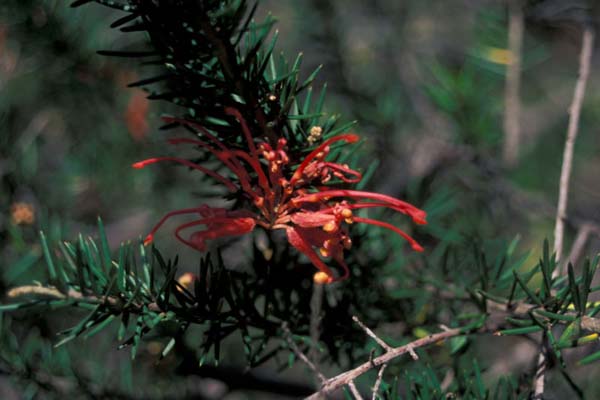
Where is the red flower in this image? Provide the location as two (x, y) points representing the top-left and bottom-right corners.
(133, 108), (427, 283)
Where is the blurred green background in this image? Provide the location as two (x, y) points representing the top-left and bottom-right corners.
(2, 0), (600, 398)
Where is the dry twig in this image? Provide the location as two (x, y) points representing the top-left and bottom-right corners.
(371, 364), (387, 400)
(305, 327), (462, 399)
(352, 315), (393, 352)
(553, 27), (595, 270)
(534, 26), (595, 400)
(282, 323), (327, 385)
(7, 285), (161, 312)
(348, 380), (364, 400)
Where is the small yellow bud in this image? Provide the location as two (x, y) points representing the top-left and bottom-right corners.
(308, 126), (323, 144)
(313, 271), (333, 284)
(177, 272), (197, 291)
(310, 126), (323, 137)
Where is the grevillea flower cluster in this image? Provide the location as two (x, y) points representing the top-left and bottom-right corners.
(134, 108), (427, 283)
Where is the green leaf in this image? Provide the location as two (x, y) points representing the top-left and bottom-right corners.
(580, 259), (595, 314)
(473, 359), (485, 398)
(297, 64), (322, 92)
(40, 231), (57, 280)
(557, 320), (581, 347)
(513, 271), (542, 306)
(302, 85), (313, 116)
(55, 305), (101, 347)
(58, 242), (79, 282)
(449, 336), (468, 354)
(499, 251), (533, 282)
(130, 314), (144, 360)
(161, 337), (176, 359)
(588, 302), (600, 318)
(287, 112), (323, 120)
(477, 289), (508, 304)
(80, 235), (104, 292)
(97, 217), (112, 274)
(497, 325), (543, 335)
(323, 120), (358, 139)
(140, 239), (151, 289)
(287, 351), (295, 368)
(579, 349), (600, 365)
(314, 83), (327, 116)
(505, 317), (533, 327)
(547, 329), (566, 368)
(506, 235), (520, 258)
(118, 313), (129, 341)
(568, 263), (582, 314)
(355, 159), (380, 190)
(540, 239), (554, 295)
(534, 309), (576, 322)
(75, 235), (91, 293)
(459, 314), (487, 332)
(84, 314), (116, 339)
(117, 243), (127, 292)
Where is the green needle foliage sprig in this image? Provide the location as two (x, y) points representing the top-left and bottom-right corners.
(1, 217), (401, 368)
(74, 0), (345, 154)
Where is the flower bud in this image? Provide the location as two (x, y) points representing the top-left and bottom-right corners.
(313, 271), (333, 284)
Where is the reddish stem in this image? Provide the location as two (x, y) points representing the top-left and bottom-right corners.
(168, 138), (262, 199)
(143, 206), (211, 245)
(174, 216), (256, 250)
(290, 134), (360, 185)
(353, 216), (424, 252)
(225, 107), (258, 158)
(322, 162), (362, 183)
(132, 157), (238, 192)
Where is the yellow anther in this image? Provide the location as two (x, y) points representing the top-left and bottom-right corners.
(341, 209), (353, 218)
(323, 221), (337, 232)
